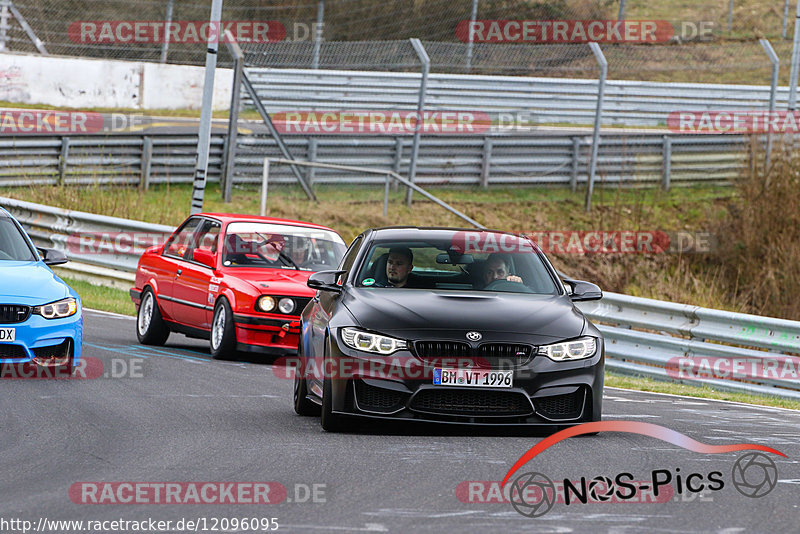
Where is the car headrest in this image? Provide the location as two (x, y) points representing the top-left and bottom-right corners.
(370, 253), (390, 285)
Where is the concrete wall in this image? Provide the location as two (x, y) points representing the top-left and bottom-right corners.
(0, 52), (233, 110)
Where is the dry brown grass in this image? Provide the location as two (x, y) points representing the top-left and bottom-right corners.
(703, 139), (800, 319)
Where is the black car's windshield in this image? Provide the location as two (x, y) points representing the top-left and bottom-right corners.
(222, 222), (346, 272)
(0, 217), (35, 261)
(354, 235), (560, 294)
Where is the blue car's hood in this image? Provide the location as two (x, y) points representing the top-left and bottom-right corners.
(0, 261), (71, 305)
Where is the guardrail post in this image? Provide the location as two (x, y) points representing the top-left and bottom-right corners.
(307, 138), (318, 186)
(407, 38), (430, 207)
(570, 137), (581, 192)
(0, 0), (9, 52)
(261, 159), (270, 216)
(140, 136), (153, 191)
(662, 136), (671, 191)
(585, 42), (607, 212)
(760, 38), (779, 175)
(465, 0), (478, 71)
(480, 136), (492, 188)
(312, 0), (324, 69)
(384, 174), (390, 217)
(784, 0), (790, 39)
(160, 0), (174, 63)
(222, 30), (244, 203)
(58, 137), (70, 186)
(392, 137), (403, 191)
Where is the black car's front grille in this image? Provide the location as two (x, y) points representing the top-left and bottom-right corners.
(534, 389), (585, 420)
(354, 380), (406, 413)
(0, 344), (28, 359)
(0, 304), (31, 324)
(477, 344), (533, 369)
(410, 389), (532, 416)
(414, 341), (534, 369)
(415, 341), (472, 359)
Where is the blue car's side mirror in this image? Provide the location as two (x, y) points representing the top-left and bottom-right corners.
(38, 247), (68, 266)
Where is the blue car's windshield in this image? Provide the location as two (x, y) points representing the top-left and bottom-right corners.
(354, 235), (560, 295)
(0, 217), (35, 261)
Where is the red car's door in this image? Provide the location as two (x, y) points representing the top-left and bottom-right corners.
(157, 217), (204, 321)
(171, 218), (221, 330)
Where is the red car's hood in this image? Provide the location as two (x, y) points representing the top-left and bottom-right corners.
(225, 268), (314, 295)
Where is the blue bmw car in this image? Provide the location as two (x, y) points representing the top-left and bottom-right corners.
(0, 207), (82, 375)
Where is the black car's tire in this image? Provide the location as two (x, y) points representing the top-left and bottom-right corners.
(294, 340), (320, 416)
(136, 287), (170, 346)
(210, 298), (237, 360)
(320, 340), (350, 432)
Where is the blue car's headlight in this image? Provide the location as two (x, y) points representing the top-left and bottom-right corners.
(341, 327), (407, 355)
(538, 336), (597, 361)
(33, 298), (78, 319)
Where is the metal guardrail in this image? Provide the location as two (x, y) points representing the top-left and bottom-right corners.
(0, 196), (174, 272)
(576, 294), (800, 399)
(243, 68), (793, 127)
(0, 132), (751, 188)
(3, 195), (799, 399)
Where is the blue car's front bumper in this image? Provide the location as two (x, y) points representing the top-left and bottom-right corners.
(0, 307), (83, 367)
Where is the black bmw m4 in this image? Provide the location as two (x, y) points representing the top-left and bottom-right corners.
(294, 227), (605, 432)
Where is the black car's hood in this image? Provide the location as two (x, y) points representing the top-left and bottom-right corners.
(342, 288), (585, 341)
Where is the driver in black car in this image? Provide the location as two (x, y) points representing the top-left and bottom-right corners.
(482, 253), (523, 287)
(384, 247), (414, 287)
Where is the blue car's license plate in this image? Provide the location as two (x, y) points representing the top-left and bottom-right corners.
(433, 368), (512, 388)
(0, 327), (16, 342)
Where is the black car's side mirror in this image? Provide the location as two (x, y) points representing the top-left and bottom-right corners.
(38, 247), (68, 266)
(563, 279), (602, 301)
(308, 270), (345, 293)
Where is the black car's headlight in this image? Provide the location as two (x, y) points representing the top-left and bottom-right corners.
(341, 327), (407, 355)
(33, 297), (78, 319)
(538, 336), (597, 361)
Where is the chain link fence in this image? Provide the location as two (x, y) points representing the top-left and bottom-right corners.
(0, 0), (796, 82)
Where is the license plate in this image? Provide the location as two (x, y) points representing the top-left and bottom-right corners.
(0, 328), (16, 342)
(433, 368), (512, 388)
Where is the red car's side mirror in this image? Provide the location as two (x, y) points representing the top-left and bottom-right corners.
(193, 248), (216, 269)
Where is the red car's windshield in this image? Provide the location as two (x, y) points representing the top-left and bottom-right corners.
(222, 222), (346, 272)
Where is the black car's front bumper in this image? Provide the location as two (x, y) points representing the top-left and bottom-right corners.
(324, 332), (604, 426)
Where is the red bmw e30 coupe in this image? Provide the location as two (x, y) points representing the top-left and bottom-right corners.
(130, 213), (346, 359)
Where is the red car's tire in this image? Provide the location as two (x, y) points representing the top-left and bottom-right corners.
(136, 287), (170, 346)
(210, 298), (237, 360)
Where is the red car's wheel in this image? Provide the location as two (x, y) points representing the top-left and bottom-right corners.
(210, 298), (237, 360)
(136, 287), (170, 346)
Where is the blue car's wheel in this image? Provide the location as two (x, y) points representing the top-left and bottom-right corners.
(136, 288), (169, 345)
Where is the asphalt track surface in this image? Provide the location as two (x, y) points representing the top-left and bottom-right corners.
(2, 310), (799, 533)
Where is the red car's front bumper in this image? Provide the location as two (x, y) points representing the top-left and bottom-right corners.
(233, 314), (301, 355)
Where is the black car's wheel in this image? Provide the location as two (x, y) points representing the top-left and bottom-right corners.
(210, 298), (237, 360)
(136, 287), (170, 345)
(320, 339), (351, 432)
(294, 340), (320, 416)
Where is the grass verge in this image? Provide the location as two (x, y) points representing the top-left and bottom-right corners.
(606, 372), (800, 411)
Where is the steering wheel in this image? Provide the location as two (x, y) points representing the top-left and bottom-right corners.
(483, 279), (534, 293)
(0, 250), (14, 260)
